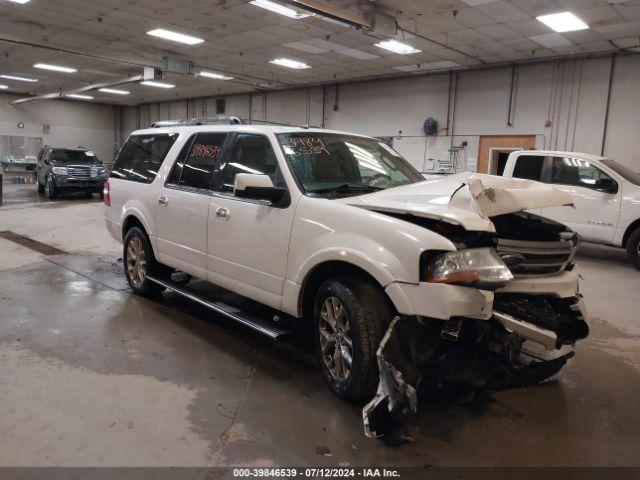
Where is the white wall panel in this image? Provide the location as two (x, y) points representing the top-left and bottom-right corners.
(117, 54), (640, 171)
(0, 94), (116, 162)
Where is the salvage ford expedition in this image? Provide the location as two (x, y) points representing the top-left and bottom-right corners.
(104, 117), (589, 441)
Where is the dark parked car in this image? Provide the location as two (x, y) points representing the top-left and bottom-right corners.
(36, 146), (108, 199)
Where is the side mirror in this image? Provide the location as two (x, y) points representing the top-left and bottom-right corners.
(234, 173), (287, 204)
(594, 177), (618, 194)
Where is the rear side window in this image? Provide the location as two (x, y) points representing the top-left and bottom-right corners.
(512, 155), (544, 181)
(111, 134), (177, 183)
(167, 132), (227, 190)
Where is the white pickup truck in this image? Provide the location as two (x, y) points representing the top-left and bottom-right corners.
(502, 150), (640, 268)
(104, 118), (589, 441)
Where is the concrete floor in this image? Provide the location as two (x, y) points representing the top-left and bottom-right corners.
(1, 181), (640, 467)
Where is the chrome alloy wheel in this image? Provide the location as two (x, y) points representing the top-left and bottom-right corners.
(319, 296), (353, 381)
(126, 237), (147, 287)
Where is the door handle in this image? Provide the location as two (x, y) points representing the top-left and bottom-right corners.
(215, 207), (230, 219)
(158, 195), (168, 207)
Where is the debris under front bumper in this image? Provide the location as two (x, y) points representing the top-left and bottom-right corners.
(362, 300), (588, 443)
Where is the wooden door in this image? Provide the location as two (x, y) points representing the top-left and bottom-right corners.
(477, 135), (536, 174)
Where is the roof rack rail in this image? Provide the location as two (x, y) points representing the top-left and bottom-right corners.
(150, 116), (246, 128)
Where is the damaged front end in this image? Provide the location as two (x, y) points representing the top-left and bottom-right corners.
(362, 177), (589, 443)
(363, 294), (588, 443)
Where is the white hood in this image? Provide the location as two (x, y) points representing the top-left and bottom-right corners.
(339, 172), (573, 232)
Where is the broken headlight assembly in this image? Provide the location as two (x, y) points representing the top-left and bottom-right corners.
(423, 247), (513, 289)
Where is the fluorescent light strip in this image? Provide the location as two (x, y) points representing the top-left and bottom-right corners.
(536, 12), (588, 32)
(375, 39), (421, 55)
(147, 28), (204, 45)
(7, 0), (31, 3)
(98, 88), (130, 95)
(140, 81), (175, 89)
(198, 70), (234, 80)
(269, 58), (311, 69)
(34, 63), (77, 73)
(66, 94), (93, 100)
(0, 84), (8, 90)
(249, 0), (309, 19)
(0, 75), (38, 82)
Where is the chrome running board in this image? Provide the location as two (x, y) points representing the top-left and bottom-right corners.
(146, 275), (291, 340)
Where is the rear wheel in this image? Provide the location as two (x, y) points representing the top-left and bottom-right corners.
(626, 227), (640, 269)
(123, 227), (165, 296)
(314, 276), (391, 402)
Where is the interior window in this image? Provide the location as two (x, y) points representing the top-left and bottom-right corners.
(219, 133), (282, 193)
(550, 156), (612, 188)
(169, 132), (227, 190)
(512, 155), (544, 181)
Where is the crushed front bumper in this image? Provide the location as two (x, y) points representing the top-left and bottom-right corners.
(367, 269), (588, 443)
(385, 268), (582, 322)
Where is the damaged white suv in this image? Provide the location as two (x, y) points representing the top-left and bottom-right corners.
(104, 118), (588, 440)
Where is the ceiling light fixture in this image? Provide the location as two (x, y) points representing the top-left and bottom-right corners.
(536, 12), (588, 32)
(140, 81), (175, 89)
(269, 58), (311, 69)
(34, 63), (77, 73)
(0, 84), (9, 90)
(66, 94), (93, 100)
(249, 0), (309, 19)
(0, 74), (38, 82)
(198, 70), (234, 80)
(6, 0), (31, 3)
(147, 28), (204, 45)
(98, 88), (130, 95)
(374, 39), (421, 55)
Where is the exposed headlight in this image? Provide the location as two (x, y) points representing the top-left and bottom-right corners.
(51, 167), (68, 175)
(424, 247), (513, 289)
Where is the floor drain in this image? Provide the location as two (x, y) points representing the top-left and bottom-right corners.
(0, 231), (66, 256)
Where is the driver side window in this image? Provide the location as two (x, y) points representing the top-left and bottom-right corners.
(549, 156), (613, 189)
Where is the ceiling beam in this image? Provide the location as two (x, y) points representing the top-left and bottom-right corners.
(11, 75), (144, 105)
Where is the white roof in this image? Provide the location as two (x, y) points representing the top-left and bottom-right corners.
(130, 124), (372, 139)
(514, 150), (608, 162)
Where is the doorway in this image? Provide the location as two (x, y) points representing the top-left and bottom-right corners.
(478, 135), (536, 174)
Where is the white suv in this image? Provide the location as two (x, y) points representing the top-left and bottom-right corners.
(502, 150), (640, 268)
(104, 118), (589, 440)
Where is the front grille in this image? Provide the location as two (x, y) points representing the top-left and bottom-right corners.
(66, 165), (101, 178)
(496, 234), (578, 277)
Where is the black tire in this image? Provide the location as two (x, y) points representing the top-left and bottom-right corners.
(37, 181), (45, 194)
(123, 227), (166, 296)
(45, 176), (56, 199)
(313, 275), (391, 402)
(626, 227), (640, 269)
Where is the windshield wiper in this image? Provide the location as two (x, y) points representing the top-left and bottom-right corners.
(307, 183), (385, 194)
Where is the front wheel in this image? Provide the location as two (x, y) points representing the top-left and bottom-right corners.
(45, 176), (56, 199)
(314, 276), (391, 402)
(626, 227), (640, 269)
(123, 227), (165, 296)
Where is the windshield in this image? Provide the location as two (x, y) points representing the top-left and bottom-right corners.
(51, 149), (100, 164)
(277, 133), (423, 196)
(601, 159), (640, 186)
